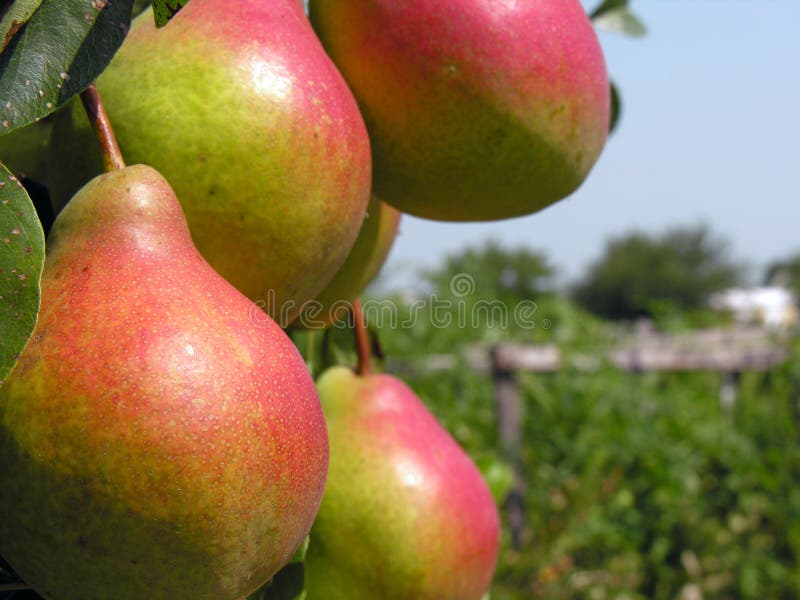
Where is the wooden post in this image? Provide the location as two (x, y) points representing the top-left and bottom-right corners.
(719, 371), (740, 409)
(491, 344), (525, 550)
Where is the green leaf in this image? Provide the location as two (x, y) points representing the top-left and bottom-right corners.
(475, 453), (516, 505)
(592, 6), (647, 37)
(132, 0), (150, 16)
(151, 0), (189, 27)
(0, 0), (134, 134)
(290, 536), (310, 564)
(0, 0), (44, 54)
(590, 0), (629, 20)
(0, 160), (44, 384)
(609, 80), (621, 134)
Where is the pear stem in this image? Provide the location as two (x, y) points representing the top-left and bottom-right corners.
(352, 298), (372, 376)
(80, 84), (126, 172)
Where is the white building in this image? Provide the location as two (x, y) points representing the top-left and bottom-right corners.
(709, 286), (798, 328)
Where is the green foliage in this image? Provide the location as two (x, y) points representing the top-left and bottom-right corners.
(132, 0), (152, 16)
(413, 241), (558, 346)
(424, 240), (555, 305)
(765, 252), (800, 298)
(573, 225), (743, 321)
(609, 80), (621, 134)
(498, 364), (800, 600)
(0, 0), (133, 133)
(590, 0), (647, 37)
(0, 0), (44, 55)
(589, 0), (646, 136)
(0, 162), (44, 384)
(152, 0), (190, 27)
(378, 286), (800, 600)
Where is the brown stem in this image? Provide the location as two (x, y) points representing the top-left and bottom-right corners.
(80, 85), (125, 172)
(352, 298), (372, 376)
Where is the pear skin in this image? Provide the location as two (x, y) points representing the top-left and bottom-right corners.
(309, 0), (609, 221)
(49, 0), (372, 326)
(306, 367), (500, 600)
(297, 196), (401, 328)
(0, 165), (328, 600)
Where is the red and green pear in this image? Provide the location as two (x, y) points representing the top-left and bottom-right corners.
(306, 366), (500, 600)
(49, 0), (371, 326)
(309, 0), (609, 221)
(0, 165), (328, 599)
(297, 196), (401, 328)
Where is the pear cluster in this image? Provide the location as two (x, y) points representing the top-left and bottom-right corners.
(0, 0), (609, 598)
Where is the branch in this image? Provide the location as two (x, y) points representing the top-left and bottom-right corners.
(351, 298), (372, 376)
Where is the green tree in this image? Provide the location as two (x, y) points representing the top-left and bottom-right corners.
(423, 240), (555, 303)
(573, 225), (743, 320)
(765, 252), (800, 297)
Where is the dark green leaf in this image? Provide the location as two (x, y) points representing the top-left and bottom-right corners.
(592, 6), (647, 37)
(248, 563), (306, 600)
(264, 563), (306, 600)
(0, 160), (44, 384)
(609, 80), (621, 134)
(151, 0), (189, 27)
(0, 0), (44, 54)
(132, 0), (150, 16)
(0, 0), (133, 134)
(590, 0), (629, 20)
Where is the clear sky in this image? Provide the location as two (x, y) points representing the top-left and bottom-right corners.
(379, 1), (800, 290)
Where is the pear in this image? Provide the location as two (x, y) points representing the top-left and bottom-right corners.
(0, 165), (329, 600)
(305, 366), (500, 600)
(309, 0), (609, 221)
(297, 196), (401, 328)
(49, 0), (372, 326)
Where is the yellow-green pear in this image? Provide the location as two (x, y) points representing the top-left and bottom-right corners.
(306, 367), (500, 599)
(49, 0), (372, 326)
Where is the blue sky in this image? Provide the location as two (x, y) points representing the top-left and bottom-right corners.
(380, 1), (800, 290)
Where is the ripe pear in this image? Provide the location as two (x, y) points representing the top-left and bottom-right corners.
(0, 165), (329, 600)
(309, 0), (609, 221)
(49, 0), (371, 326)
(306, 366), (500, 600)
(296, 196), (401, 328)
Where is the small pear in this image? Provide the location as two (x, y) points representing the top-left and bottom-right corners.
(0, 165), (328, 600)
(306, 366), (500, 600)
(296, 196), (401, 328)
(309, 0), (609, 221)
(49, 0), (372, 326)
